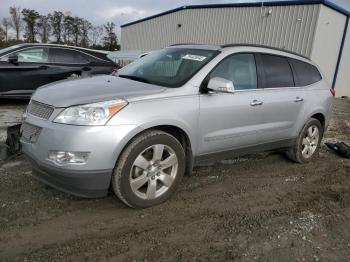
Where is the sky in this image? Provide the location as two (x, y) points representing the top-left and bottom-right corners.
(0, 0), (241, 29)
(1, 0), (349, 37)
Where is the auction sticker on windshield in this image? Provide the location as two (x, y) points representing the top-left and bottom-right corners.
(182, 54), (207, 62)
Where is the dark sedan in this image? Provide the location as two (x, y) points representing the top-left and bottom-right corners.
(0, 44), (120, 98)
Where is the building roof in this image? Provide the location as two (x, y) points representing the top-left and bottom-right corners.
(121, 0), (350, 28)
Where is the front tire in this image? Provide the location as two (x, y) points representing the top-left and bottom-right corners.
(286, 118), (323, 163)
(112, 130), (186, 208)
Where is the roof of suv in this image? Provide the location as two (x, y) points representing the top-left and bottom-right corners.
(15, 43), (109, 54)
(168, 43), (311, 61)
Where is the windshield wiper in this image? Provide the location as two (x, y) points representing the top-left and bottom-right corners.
(118, 74), (152, 84)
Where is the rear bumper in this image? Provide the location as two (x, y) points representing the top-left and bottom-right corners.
(26, 154), (112, 198)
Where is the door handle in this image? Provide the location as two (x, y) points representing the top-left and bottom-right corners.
(294, 97), (304, 102)
(38, 65), (49, 69)
(250, 100), (263, 106)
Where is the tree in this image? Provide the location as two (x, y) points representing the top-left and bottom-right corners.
(90, 25), (103, 47)
(0, 27), (5, 43)
(22, 9), (40, 43)
(50, 11), (64, 43)
(80, 19), (91, 47)
(103, 22), (118, 51)
(71, 17), (82, 46)
(37, 15), (51, 43)
(62, 15), (74, 43)
(9, 6), (22, 40)
(2, 18), (11, 42)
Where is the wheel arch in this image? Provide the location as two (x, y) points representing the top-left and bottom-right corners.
(294, 109), (327, 138)
(114, 123), (195, 177)
(310, 112), (326, 129)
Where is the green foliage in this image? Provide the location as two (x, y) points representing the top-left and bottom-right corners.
(22, 8), (40, 43)
(0, 39), (24, 48)
(103, 22), (119, 51)
(50, 11), (64, 43)
(37, 15), (51, 43)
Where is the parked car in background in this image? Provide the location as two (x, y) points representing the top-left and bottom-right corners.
(21, 44), (333, 208)
(0, 44), (120, 98)
(107, 50), (153, 68)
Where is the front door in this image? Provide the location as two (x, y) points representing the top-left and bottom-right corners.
(198, 53), (267, 155)
(0, 47), (52, 96)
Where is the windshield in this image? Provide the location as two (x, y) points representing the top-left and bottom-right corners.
(117, 48), (219, 87)
(0, 45), (23, 57)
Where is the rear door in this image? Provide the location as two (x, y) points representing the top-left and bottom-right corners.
(288, 57), (325, 131)
(0, 47), (52, 96)
(254, 53), (305, 141)
(48, 48), (91, 80)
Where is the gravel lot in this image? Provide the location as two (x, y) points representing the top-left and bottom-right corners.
(0, 100), (26, 143)
(0, 98), (349, 261)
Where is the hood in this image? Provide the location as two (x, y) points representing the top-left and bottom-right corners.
(32, 75), (166, 107)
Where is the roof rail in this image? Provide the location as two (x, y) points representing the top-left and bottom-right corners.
(220, 43), (310, 60)
(169, 43), (205, 46)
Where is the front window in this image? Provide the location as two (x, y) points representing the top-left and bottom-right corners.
(209, 53), (258, 90)
(0, 47), (49, 63)
(117, 48), (219, 87)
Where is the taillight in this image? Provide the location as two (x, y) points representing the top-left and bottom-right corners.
(112, 67), (119, 73)
(330, 88), (335, 97)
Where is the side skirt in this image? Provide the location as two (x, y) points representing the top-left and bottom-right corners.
(194, 138), (295, 165)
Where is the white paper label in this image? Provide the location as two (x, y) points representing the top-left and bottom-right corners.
(182, 54), (207, 62)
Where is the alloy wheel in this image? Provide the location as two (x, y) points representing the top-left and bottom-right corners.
(129, 144), (178, 200)
(301, 125), (320, 158)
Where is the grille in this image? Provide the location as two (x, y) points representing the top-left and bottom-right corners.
(27, 100), (54, 120)
(21, 122), (42, 143)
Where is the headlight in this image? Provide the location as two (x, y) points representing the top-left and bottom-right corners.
(54, 99), (127, 126)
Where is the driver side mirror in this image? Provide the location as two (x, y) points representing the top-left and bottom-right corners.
(207, 77), (235, 93)
(8, 55), (19, 65)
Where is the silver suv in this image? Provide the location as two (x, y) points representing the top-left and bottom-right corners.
(21, 44), (334, 208)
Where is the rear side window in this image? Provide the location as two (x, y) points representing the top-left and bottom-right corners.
(260, 54), (294, 88)
(288, 58), (322, 86)
(50, 48), (89, 64)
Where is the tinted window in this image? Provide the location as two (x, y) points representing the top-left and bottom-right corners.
(210, 54), (257, 90)
(289, 58), (322, 86)
(0, 47), (49, 63)
(50, 48), (89, 64)
(261, 54), (294, 88)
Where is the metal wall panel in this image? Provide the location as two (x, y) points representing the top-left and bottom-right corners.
(310, 5), (347, 86)
(121, 4), (320, 57)
(333, 17), (350, 97)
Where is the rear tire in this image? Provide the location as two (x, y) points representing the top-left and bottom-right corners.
(111, 130), (186, 208)
(286, 118), (323, 163)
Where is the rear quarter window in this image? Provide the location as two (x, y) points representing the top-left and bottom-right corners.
(288, 58), (322, 86)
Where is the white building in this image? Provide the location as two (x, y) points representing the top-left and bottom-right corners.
(121, 0), (350, 97)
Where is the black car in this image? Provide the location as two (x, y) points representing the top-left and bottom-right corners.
(0, 44), (120, 98)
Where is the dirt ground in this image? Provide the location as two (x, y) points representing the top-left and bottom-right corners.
(0, 98), (349, 262)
